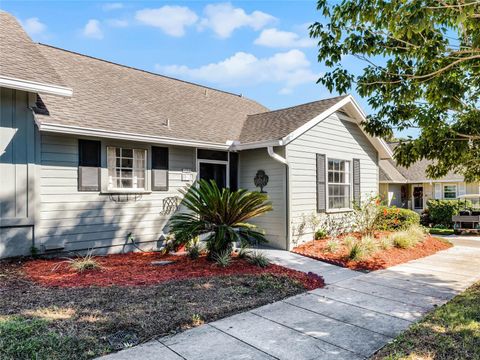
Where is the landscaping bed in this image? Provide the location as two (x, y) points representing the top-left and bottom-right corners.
(293, 232), (452, 271)
(372, 281), (480, 359)
(0, 253), (323, 360)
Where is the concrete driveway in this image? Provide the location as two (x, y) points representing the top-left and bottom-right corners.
(99, 243), (480, 360)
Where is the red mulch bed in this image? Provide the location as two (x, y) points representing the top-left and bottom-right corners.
(293, 235), (452, 271)
(23, 252), (324, 290)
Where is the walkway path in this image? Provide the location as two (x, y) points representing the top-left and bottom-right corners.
(99, 244), (480, 360)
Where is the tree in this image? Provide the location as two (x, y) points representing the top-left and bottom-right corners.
(168, 180), (272, 258)
(310, 0), (480, 182)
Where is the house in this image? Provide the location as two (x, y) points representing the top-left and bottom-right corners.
(379, 150), (480, 212)
(0, 11), (392, 258)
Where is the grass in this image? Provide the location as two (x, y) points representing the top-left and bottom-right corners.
(0, 260), (306, 360)
(247, 251), (271, 268)
(372, 281), (480, 360)
(429, 228), (455, 235)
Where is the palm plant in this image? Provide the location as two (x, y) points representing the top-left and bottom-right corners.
(168, 180), (273, 258)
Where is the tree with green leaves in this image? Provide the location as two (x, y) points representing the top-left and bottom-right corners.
(168, 180), (272, 258)
(310, 0), (480, 181)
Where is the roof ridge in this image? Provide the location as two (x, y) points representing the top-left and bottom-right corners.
(37, 42), (263, 105)
(248, 94), (348, 117)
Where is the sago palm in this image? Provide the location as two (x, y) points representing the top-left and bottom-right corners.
(168, 180), (272, 258)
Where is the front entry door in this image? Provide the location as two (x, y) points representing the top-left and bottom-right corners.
(413, 186), (424, 210)
(199, 162), (227, 189)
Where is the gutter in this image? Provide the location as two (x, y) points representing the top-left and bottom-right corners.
(0, 75), (73, 97)
(267, 146), (288, 165)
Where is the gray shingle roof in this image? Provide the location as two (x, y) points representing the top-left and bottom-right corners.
(0, 12), (66, 87)
(239, 95), (348, 143)
(382, 142), (464, 182)
(379, 159), (407, 182)
(34, 44), (268, 144)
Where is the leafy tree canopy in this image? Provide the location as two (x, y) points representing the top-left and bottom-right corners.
(311, 0), (480, 182)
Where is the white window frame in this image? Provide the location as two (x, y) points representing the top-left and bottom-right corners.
(326, 158), (351, 211)
(443, 184), (457, 199)
(107, 146), (147, 192)
(195, 149), (230, 188)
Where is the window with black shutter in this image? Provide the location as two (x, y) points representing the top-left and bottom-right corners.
(78, 140), (101, 191)
(152, 146), (169, 191)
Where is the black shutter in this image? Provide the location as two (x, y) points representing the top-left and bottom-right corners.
(229, 152), (239, 191)
(78, 140), (101, 191)
(152, 146), (169, 191)
(353, 158), (361, 205)
(316, 154), (326, 212)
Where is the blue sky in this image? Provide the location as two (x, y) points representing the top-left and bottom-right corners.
(2, 1), (414, 138)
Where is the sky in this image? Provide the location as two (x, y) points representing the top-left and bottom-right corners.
(2, 0), (415, 138)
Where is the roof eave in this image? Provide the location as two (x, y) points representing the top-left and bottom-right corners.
(0, 75), (73, 97)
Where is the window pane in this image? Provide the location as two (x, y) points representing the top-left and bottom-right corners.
(122, 148), (133, 158)
(122, 158), (133, 168)
(121, 178), (132, 188)
(121, 169), (132, 179)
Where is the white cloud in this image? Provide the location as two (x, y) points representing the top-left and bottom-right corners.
(135, 6), (198, 37)
(106, 19), (128, 28)
(82, 19), (103, 39)
(254, 28), (315, 48)
(156, 49), (318, 94)
(199, 3), (276, 38)
(22, 17), (47, 36)
(102, 2), (124, 11)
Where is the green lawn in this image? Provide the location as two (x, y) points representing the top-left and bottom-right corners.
(372, 281), (480, 360)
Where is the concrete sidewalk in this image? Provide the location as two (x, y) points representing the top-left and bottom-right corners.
(99, 244), (480, 360)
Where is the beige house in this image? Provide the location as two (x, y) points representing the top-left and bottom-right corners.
(0, 11), (394, 257)
(380, 155), (480, 212)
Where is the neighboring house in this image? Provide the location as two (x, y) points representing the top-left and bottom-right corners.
(0, 12), (392, 258)
(380, 149), (480, 212)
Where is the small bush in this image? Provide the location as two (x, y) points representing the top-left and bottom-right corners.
(375, 206), (420, 231)
(429, 228), (455, 235)
(187, 238), (202, 260)
(342, 235), (357, 249)
(347, 241), (365, 261)
(324, 240), (339, 253)
(379, 236), (394, 250)
(248, 251), (270, 268)
(213, 251), (231, 267)
(427, 199), (472, 228)
(390, 233), (416, 249)
(236, 242), (251, 259)
(406, 224), (427, 242)
(52, 252), (101, 273)
(360, 236), (378, 254)
(314, 229), (328, 240)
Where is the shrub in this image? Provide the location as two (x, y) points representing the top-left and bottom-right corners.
(375, 206), (420, 231)
(213, 250), (231, 267)
(315, 229), (328, 240)
(53, 251), (101, 273)
(248, 251), (270, 268)
(187, 239), (201, 260)
(169, 180), (272, 259)
(379, 236), (394, 250)
(391, 233), (415, 249)
(360, 236), (378, 254)
(342, 235), (357, 249)
(426, 200), (472, 228)
(324, 239), (339, 253)
(347, 241), (365, 261)
(236, 242), (251, 259)
(405, 224), (427, 242)
(352, 195), (382, 236)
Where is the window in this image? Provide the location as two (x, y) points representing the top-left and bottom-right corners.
(328, 159), (350, 209)
(107, 147), (146, 190)
(444, 185), (457, 199)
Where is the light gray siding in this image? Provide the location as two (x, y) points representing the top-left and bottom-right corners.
(287, 112), (379, 246)
(37, 134), (197, 254)
(239, 148), (287, 249)
(0, 88), (36, 257)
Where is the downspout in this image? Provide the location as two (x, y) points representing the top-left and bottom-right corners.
(267, 146), (288, 165)
(267, 146), (290, 250)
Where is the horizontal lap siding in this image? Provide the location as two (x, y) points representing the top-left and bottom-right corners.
(238, 148), (287, 249)
(287, 113), (379, 246)
(38, 134), (196, 254)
